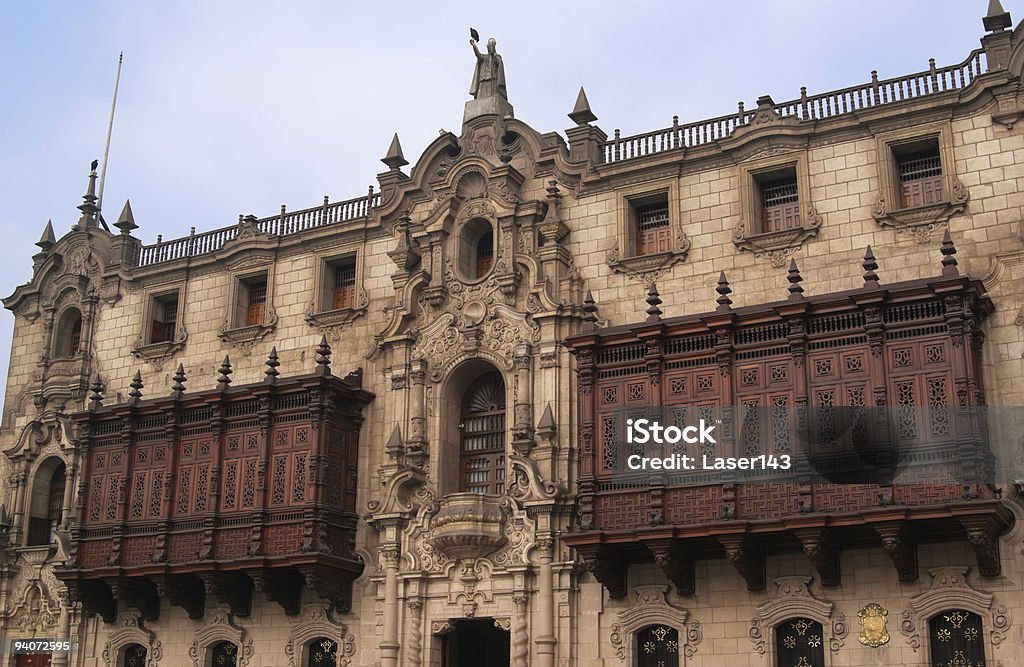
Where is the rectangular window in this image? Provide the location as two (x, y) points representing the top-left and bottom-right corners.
(150, 294), (179, 344)
(332, 260), (356, 310)
(895, 138), (943, 209)
(631, 194), (671, 256)
(756, 167), (800, 233)
(246, 281), (267, 326)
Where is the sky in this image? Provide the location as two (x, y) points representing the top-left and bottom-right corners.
(0, 1), (1005, 415)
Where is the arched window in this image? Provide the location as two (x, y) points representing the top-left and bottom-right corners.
(122, 643), (147, 667)
(460, 373), (505, 494)
(775, 617), (825, 667)
(457, 218), (494, 280)
(307, 637), (337, 666)
(27, 459), (65, 546)
(929, 610), (986, 667)
(636, 625), (679, 667)
(211, 641), (238, 667)
(54, 308), (83, 357)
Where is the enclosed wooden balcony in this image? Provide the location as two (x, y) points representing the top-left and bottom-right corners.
(564, 240), (1013, 598)
(57, 340), (373, 622)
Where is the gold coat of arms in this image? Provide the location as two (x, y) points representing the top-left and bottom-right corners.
(858, 603), (890, 647)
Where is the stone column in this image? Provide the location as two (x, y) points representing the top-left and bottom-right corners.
(512, 344), (533, 454)
(407, 360), (427, 466)
(380, 543), (401, 667)
(52, 589), (71, 667)
(10, 469), (27, 546)
(534, 536), (556, 667)
(406, 596), (424, 667)
(512, 592), (529, 667)
(60, 459), (77, 530)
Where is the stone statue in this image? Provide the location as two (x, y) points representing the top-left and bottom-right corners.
(469, 36), (507, 100)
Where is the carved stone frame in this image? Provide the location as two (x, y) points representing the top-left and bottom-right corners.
(218, 266), (277, 355)
(607, 179), (691, 282)
(734, 150), (821, 266)
(132, 282), (187, 370)
(898, 566), (1010, 659)
(305, 249), (368, 343)
(607, 585), (702, 663)
(188, 608), (253, 667)
(284, 606), (356, 667)
(747, 576), (847, 666)
(872, 121), (967, 242)
(102, 611), (162, 667)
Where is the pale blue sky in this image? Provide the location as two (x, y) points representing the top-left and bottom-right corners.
(0, 1), (1003, 413)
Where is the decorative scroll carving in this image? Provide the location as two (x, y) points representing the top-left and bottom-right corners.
(132, 324), (188, 370)
(218, 308), (278, 356)
(748, 577), (845, 655)
(102, 612), (163, 667)
(304, 291), (369, 343)
(872, 179), (968, 239)
(189, 608), (253, 667)
(900, 566), (1010, 651)
(608, 586), (700, 662)
(284, 606), (356, 667)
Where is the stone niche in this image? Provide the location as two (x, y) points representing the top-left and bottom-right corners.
(426, 493), (508, 560)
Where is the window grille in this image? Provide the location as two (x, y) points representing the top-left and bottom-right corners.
(476, 234), (494, 278)
(333, 263), (356, 310)
(70, 320), (82, 356)
(775, 618), (825, 667)
(123, 644), (148, 667)
(636, 204), (671, 255)
(898, 151), (944, 208)
(460, 373), (506, 494)
(929, 610), (985, 667)
(636, 625), (680, 667)
(211, 641), (238, 667)
(246, 283), (267, 326)
(151, 297), (178, 343)
(308, 637), (338, 666)
(760, 179), (801, 233)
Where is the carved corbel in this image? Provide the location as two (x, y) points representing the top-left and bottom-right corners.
(719, 535), (765, 591)
(794, 528), (841, 587)
(960, 514), (1011, 577)
(201, 572), (253, 618)
(646, 540), (696, 596)
(874, 522), (918, 582)
(251, 568), (304, 616)
(154, 574), (205, 620)
(578, 544), (627, 599)
(106, 577), (160, 622)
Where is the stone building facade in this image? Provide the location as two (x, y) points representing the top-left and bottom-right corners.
(2, 5), (1024, 667)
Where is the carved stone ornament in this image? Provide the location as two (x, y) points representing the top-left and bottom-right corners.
(608, 586), (701, 662)
(747, 576), (846, 655)
(218, 308), (278, 356)
(606, 224), (691, 283)
(304, 289), (369, 344)
(132, 324), (188, 370)
(102, 611), (163, 667)
(284, 606), (356, 667)
(871, 179), (968, 241)
(733, 205), (822, 266)
(857, 603), (890, 647)
(188, 608), (254, 667)
(426, 493), (508, 560)
(899, 566), (1010, 652)
(505, 454), (563, 502)
(7, 581), (60, 632)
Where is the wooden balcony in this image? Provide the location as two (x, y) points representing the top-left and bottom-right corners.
(57, 342), (373, 622)
(564, 245), (1013, 597)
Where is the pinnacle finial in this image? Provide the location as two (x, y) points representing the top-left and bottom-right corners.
(984, 0), (1012, 32)
(645, 283), (663, 322)
(217, 355), (233, 391)
(74, 160), (100, 229)
(381, 133), (409, 170)
(568, 86), (598, 125)
(863, 246), (880, 287)
(315, 335), (332, 376)
(128, 370), (144, 403)
(265, 347), (280, 383)
(787, 259), (805, 300)
(115, 199), (138, 235)
(582, 289), (599, 329)
(89, 376), (105, 411)
(940, 228), (959, 276)
(716, 272), (733, 312)
(171, 363), (187, 399)
(36, 220), (56, 251)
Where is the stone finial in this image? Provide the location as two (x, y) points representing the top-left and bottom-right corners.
(716, 272), (733, 312)
(217, 355), (233, 391)
(940, 228), (959, 276)
(381, 133), (409, 170)
(385, 424), (404, 457)
(74, 160), (100, 229)
(265, 347), (280, 383)
(984, 0), (1012, 31)
(862, 246), (880, 287)
(36, 220), (56, 251)
(128, 370), (144, 403)
(645, 283), (663, 322)
(568, 86), (598, 125)
(89, 376), (105, 411)
(536, 403), (557, 440)
(787, 259), (805, 300)
(171, 363), (187, 399)
(114, 199), (138, 235)
(315, 335), (332, 376)
(582, 289), (599, 329)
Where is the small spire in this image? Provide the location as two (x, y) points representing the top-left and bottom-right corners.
(315, 335), (332, 376)
(385, 424), (404, 456)
(568, 86), (598, 125)
(537, 403), (556, 434)
(715, 272), (733, 312)
(217, 355), (233, 391)
(984, 0), (1012, 32)
(128, 370), (144, 404)
(863, 246), (880, 287)
(114, 199), (138, 235)
(74, 160), (100, 229)
(36, 220), (56, 251)
(582, 289), (599, 329)
(89, 376), (105, 411)
(645, 283), (663, 322)
(265, 347), (280, 383)
(940, 228), (959, 276)
(381, 133), (409, 170)
(787, 259), (805, 300)
(171, 363), (187, 399)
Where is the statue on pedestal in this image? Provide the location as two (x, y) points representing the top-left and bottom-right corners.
(469, 31), (507, 100)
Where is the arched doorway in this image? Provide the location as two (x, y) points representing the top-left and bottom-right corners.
(442, 619), (510, 667)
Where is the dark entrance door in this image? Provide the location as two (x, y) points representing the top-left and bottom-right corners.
(16, 655), (53, 667)
(443, 619), (510, 667)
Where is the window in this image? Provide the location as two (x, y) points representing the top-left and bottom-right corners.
(332, 260), (356, 310)
(894, 138), (943, 209)
(775, 618), (825, 667)
(636, 625), (680, 667)
(630, 194), (671, 256)
(211, 641), (238, 667)
(457, 218), (495, 280)
(233, 274), (269, 328)
(460, 373), (506, 494)
(122, 644), (147, 667)
(54, 308), (83, 358)
(27, 460), (65, 546)
(475, 233), (494, 277)
(150, 292), (179, 344)
(307, 637), (338, 667)
(929, 610), (985, 667)
(756, 167), (800, 233)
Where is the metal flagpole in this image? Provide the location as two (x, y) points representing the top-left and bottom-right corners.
(97, 51), (123, 217)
